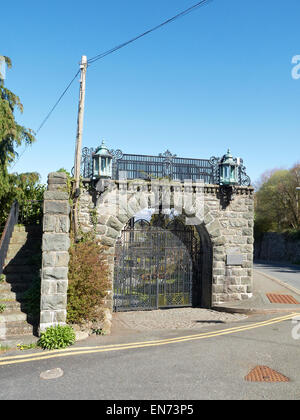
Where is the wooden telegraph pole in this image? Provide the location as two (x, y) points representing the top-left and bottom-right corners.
(73, 55), (87, 237)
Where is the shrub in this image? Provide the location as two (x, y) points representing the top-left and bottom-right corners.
(67, 233), (110, 325)
(38, 325), (75, 350)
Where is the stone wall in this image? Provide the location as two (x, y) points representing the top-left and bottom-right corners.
(255, 232), (300, 264)
(40, 172), (70, 333)
(78, 180), (254, 314)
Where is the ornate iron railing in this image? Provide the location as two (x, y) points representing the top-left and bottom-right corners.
(0, 201), (19, 276)
(80, 147), (251, 186)
(114, 222), (194, 311)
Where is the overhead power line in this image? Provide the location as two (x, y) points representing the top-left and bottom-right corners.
(10, 69), (80, 169)
(35, 70), (80, 135)
(11, 0), (212, 169)
(87, 0), (211, 65)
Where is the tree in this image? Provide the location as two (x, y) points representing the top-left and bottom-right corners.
(0, 56), (40, 225)
(254, 164), (300, 236)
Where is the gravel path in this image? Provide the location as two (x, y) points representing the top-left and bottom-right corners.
(113, 307), (247, 331)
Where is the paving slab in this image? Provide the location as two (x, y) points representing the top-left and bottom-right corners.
(112, 307), (247, 333)
(214, 269), (300, 314)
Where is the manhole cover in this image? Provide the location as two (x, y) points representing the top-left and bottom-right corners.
(40, 368), (64, 380)
(266, 293), (299, 304)
(245, 366), (289, 382)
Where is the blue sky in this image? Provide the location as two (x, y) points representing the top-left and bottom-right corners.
(2, 0), (300, 185)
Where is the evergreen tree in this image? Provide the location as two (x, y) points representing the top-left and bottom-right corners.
(0, 56), (43, 226)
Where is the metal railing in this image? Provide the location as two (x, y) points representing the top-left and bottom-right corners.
(81, 148), (215, 183)
(0, 201), (19, 276)
(80, 147), (251, 186)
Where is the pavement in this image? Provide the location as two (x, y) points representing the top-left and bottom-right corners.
(1, 262), (300, 351)
(254, 260), (300, 292)
(214, 265), (300, 315)
(1, 262), (300, 400)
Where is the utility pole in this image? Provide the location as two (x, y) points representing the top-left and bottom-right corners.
(73, 55), (88, 236)
(74, 55), (88, 193)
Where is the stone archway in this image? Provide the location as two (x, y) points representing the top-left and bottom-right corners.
(77, 179), (254, 314)
(40, 174), (254, 333)
(95, 191), (214, 312)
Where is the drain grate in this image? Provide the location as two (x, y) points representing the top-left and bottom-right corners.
(245, 366), (289, 382)
(266, 293), (299, 304)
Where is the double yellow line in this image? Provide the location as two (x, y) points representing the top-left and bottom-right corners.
(0, 313), (298, 366)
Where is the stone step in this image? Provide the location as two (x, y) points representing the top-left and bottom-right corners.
(2, 273), (38, 283)
(4, 255), (41, 265)
(0, 334), (39, 349)
(0, 282), (33, 294)
(0, 300), (22, 312)
(9, 239), (42, 248)
(13, 224), (42, 233)
(11, 227), (42, 235)
(0, 312), (28, 322)
(0, 312), (38, 336)
(3, 265), (40, 276)
(5, 243), (42, 255)
(11, 228), (42, 237)
(3, 265), (40, 274)
(0, 320), (36, 337)
(5, 254), (41, 266)
(0, 225), (42, 347)
(0, 290), (27, 302)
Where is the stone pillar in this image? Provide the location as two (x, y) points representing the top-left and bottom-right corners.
(39, 172), (70, 333)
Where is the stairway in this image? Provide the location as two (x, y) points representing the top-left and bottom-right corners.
(0, 225), (42, 348)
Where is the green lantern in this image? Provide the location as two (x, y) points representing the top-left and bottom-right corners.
(219, 149), (239, 186)
(93, 140), (113, 179)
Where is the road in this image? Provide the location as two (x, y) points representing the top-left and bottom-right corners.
(1, 261), (300, 401)
(254, 261), (300, 292)
(1, 312), (300, 401)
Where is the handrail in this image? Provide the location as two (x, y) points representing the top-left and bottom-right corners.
(0, 201), (19, 276)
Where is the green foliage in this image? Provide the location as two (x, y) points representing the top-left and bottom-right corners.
(0, 57), (45, 226)
(89, 208), (98, 231)
(254, 163), (300, 237)
(38, 325), (76, 350)
(0, 303), (6, 313)
(67, 233), (110, 325)
(92, 328), (106, 336)
(57, 168), (73, 195)
(17, 343), (37, 351)
(0, 172), (45, 226)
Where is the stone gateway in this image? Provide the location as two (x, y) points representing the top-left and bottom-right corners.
(40, 159), (254, 334)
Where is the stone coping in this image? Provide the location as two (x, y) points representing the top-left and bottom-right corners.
(81, 179), (254, 195)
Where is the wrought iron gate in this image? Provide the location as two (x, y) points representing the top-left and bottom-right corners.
(114, 222), (195, 312)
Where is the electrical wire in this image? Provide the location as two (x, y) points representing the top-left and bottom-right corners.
(87, 0), (211, 65)
(11, 0), (212, 169)
(10, 69), (80, 169)
(35, 69), (80, 135)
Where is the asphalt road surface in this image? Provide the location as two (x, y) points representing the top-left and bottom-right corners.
(254, 261), (300, 292)
(1, 312), (300, 400)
